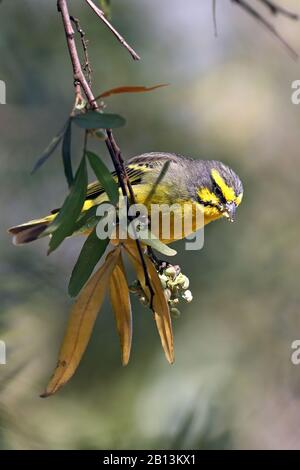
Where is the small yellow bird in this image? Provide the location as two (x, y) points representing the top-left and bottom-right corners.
(8, 152), (243, 245)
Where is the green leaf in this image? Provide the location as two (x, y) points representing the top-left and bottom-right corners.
(99, 0), (111, 19)
(62, 119), (74, 187)
(144, 160), (170, 205)
(87, 151), (119, 205)
(72, 201), (115, 235)
(47, 157), (88, 253)
(73, 205), (99, 233)
(31, 121), (69, 173)
(68, 229), (109, 297)
(73, 110), (126, 130)
(140, 231), (177, 256)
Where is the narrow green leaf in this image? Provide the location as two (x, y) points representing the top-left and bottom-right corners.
(68, 229), (109, 297)
(47, 157), (88, 253)
(31, 121), (69, 173)
(140, 231), (177, 256)
(99, 0), (111, 19)
(87, 151), (119, 205)
(73, 205), (99, 233)
(73, 201), (115, 234)
(144, 160), (170, 205)
(62, 120), (74, 187)
(73, 110), (126, 130)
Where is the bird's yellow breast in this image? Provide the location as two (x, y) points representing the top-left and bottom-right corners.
(132, 184), (222, 243)
(82, 182), (223, 244)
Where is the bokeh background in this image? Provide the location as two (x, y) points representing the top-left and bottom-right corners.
(1, 0), (300, 450)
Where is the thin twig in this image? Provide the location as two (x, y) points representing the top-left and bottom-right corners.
(70, 16), (92, 86)
(84, 0), (140, 61)
(231, 0), (298, 59)
(57, 0), (97, 106)
(257, 0), (298, 20)
(212, 0), (218, 37)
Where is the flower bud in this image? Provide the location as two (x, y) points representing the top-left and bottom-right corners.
(170, 308), (181, 318)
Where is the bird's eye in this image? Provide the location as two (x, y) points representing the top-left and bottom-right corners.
(214, 186), (223, 199)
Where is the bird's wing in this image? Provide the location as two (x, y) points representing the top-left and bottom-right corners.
(128, 152), (179, 169)
(86, 153), (176, 200)
(86, 165), (146, 200)
(50, 155), (174, 215)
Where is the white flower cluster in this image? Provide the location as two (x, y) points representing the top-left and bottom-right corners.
(129, 263), (193, 317)
(159, 265), (193, 317)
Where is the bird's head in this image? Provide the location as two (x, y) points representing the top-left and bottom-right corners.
(196, 160), (243, 222)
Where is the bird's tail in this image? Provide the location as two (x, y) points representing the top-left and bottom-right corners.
(8, 193), (106, 245)
(8, 215), (54, 245)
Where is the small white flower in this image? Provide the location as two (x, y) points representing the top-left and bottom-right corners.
(182, 289), (193, 303)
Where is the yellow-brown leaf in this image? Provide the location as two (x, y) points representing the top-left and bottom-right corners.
(144, 256), (174, 364)
(41, 246), (120, 397)
(96, 83), (168, 100)
(109, 254), (132, 366)
(124, 241), (174, 364)
(123, 241), (149, 296)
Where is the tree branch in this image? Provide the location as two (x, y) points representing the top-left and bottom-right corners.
(84, 0), (140, 61)
(57, 0), (154, 306)
(257, 0), (298, 20)
(212, 0), (218, 37)
(231, 0), (298, 59)
(70, 15), (92, 86)
(57, 0), (97, 106)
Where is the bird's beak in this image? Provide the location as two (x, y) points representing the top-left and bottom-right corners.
(223, 202), (237, 222)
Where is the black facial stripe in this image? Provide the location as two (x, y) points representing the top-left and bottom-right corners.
(212, 181), (227, 204)
(196, 195), (218, 209)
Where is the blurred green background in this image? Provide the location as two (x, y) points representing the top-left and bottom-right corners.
(1, 0), (300, 450)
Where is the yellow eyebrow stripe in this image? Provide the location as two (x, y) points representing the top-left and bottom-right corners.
(211, 169), (236, 202)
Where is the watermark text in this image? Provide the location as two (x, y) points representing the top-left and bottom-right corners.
(0, 80), (6, 104)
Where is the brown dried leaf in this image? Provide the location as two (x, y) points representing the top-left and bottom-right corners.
(144, 256), (174, 365)
(124, 241), (174, 364)
(109, 254), (132, 366)
(41, 246), (121, 397)
(95, 83), (169, 100)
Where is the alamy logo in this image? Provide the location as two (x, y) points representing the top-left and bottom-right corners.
(291, 340), (300, 365)
(0, 340), (6, 365)
(0, 80), (6, 104)
(94, 197), (205, 251)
